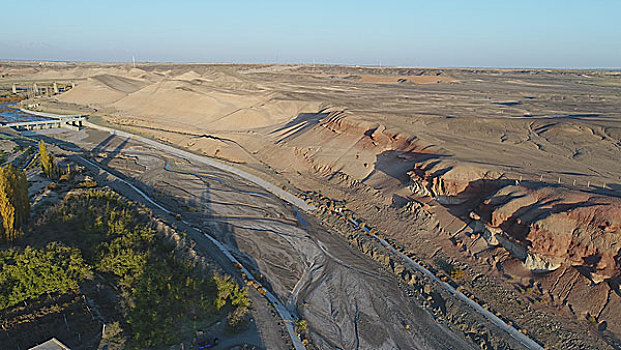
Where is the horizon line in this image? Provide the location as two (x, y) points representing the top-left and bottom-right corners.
(1, 58), (620, 71)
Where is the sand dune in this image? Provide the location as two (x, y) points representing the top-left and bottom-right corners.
(58, 74), (148, 105)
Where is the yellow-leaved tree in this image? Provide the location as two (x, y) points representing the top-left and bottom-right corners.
(38, 140), (56, 178)
(0, 164), (29, 241)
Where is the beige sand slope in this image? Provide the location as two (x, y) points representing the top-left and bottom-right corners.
(59, 74), (149, 105)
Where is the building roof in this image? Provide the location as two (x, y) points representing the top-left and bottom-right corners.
(28, 338), (71, 350)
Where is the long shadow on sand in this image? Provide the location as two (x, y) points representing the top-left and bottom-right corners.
(271, 111), (329, 144)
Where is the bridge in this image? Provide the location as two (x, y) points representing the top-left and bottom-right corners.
(1, 81), (75, 97)
(0, 109), (88, 130)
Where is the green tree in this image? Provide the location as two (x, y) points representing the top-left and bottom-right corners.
(0, 164), (29, 241)
(38, 140), (56, 178)
(0, 243), (89, 310)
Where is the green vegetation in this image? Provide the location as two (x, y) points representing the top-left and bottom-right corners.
(38, 140), (56, 178)
(29, 189), (249, 347)
(0, 164), (29, 241)
(213, 273), (250, 328)
(295, 319), (310, 346)
(296, 319), (308, 333)
(0, 154), (251, 348)
(0, 243), (89, 309)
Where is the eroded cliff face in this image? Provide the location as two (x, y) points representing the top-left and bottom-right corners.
(273, 110), (621, 281)
(477, 185), (620, 283)
(267, 111), (621, 340)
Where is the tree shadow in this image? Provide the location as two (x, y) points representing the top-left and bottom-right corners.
(91, 133), (115, 154)
(99, 137), (130, 167)
(0, 292), (103, 350)
(271, 110), (329, 144)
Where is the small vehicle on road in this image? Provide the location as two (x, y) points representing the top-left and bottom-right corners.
(197, 337), (219, 349)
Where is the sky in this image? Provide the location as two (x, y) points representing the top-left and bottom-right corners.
(2, 0), (620, 68)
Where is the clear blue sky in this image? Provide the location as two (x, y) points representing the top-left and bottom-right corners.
(2, 0), (620, 68)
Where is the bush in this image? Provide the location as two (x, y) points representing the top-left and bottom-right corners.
(296, 319), (308, 333)
(58, 173), (71, 183)
(449, 267), (465, 280)
(213, 273), (250, 329)
(77, 179), (98, 188)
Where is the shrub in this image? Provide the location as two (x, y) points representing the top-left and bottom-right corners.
(77, 179), (98, 188)
(58, 173), (71, 183)
(449, 267), (465, 280)
(228, 305), (248, 328)
(296, 319), (308, 333)
(213, 273), (250, 328)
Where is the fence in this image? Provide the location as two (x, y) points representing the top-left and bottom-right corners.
(496, 170), (620, 198)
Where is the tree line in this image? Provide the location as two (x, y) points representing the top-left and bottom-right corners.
(0, 140), (58, 242)
(2, 140), (252, 347)
(40, 190), (250, 347)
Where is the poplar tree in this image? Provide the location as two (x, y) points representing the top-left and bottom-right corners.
(0, 164), (29, 241)
(39, 140), (56, 178)
(0, 173), (16, 240)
